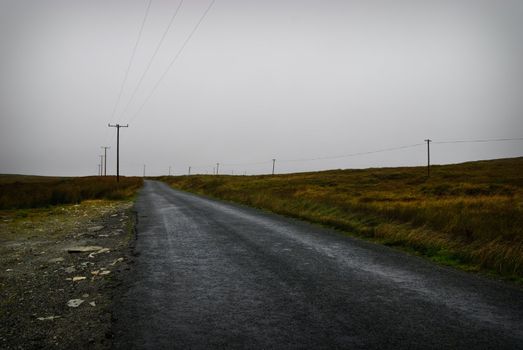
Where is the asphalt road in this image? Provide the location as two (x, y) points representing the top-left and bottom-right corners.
(113, 180), (523, 349)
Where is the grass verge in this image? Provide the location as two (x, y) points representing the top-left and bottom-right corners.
(158, 157), (523, 282)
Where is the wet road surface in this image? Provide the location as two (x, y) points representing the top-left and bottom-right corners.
(113, 180), (523, 349)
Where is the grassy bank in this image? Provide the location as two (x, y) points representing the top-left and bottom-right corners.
(0, 176), (143, 209)
(159, 157), (523, 280)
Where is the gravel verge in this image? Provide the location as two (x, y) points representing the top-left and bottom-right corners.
(0, 200), (136, 349)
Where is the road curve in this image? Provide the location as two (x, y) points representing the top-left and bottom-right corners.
(113, 180), (523, 349)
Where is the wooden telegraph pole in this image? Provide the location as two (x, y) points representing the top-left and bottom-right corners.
(108, 124), (129, 182)
(425, 139), (432, 177)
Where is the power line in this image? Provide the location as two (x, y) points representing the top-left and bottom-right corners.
(128, 0), (217, 124)
(432, 137), (523, 144)
(183, 144), (423, 172)
(110, 0), (153, 122)
(221, 160), (272, 167)
(279, 143), (425, 163)
(160, 136), (523, 177)
(119, 0), (185, 121)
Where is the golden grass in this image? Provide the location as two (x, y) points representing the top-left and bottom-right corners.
(159, 157), (523, 279)
(0, 176), (143, 209)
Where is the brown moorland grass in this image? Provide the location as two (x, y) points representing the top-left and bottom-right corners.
(159, 157), (523, 280)
(0, 176), (143, 209)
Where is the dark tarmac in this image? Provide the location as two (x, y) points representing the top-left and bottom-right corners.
(113, 180), (523, 349)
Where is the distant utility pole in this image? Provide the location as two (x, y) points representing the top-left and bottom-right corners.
(169, 166), (171, 176)
(425, 139), (432, 177)
(101, 146), (110, 176)
(99, 155), (104, 177)
(98, 164), (101, 176)
(188, 166), (191, 175)
(216, 163), (220, 175)
(108, 124), (129, 182)
(143, 164), (146, 178)
(272, 158), (276, 175)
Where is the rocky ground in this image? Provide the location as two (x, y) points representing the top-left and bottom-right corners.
(0, 200), (136, 349)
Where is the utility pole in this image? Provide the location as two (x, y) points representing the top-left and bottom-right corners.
(272, 158), (276, 175)
(101, 146), (110, 176)
(143, 164), (146, 178)
(188, 166), (191, 175)
(99, 155), (104, 177)
(108, 124), (129, 182)
(425, 139), (432, 177)
(169, 166), (171, 176)
(216, 163), (220, 175)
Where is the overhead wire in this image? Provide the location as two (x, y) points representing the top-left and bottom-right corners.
(217, 137), (523, 168)
(110, 0), (153, 122)
(279, 143), (425, 163)
(118, 0), (185, 121)
(221, 160), (273, 167)
(209, 137), (523, 172)
(127, 0), (217, 124)
(103, 0), (153, 147)
(182, 143), (425, 171)
(132, 136), (522, 176)
(432, 137), (523, 144)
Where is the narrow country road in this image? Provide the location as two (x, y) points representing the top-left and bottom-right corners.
(113, 180), (523, 349)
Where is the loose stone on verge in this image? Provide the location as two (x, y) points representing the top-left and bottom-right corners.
(66, 246), (103, 253)
(67, 299), (84, 308)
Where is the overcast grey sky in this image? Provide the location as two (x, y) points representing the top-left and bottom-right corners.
(0, 0), (522, 176)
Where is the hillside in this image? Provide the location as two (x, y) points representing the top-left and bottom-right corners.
(159, 157), (523, 280)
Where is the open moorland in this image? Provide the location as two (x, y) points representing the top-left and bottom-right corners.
(159, 157), (523, 281)
(0, 176), (143, 209)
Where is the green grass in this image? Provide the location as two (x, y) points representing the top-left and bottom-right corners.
(158, 157), (523, 281)
(0, 176), (143, 209)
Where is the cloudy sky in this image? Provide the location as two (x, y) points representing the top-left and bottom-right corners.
(0, 0), (522, 176)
